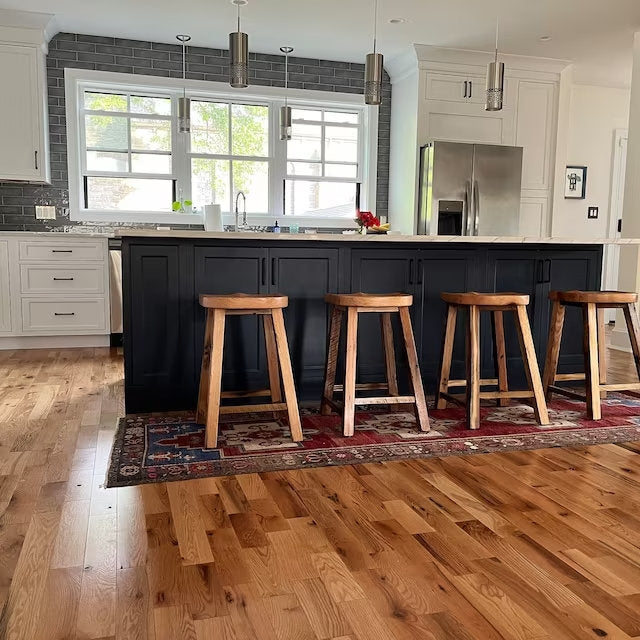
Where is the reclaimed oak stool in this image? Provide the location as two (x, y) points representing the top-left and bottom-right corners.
(543, 290), (640, 420)
(196, 293), (303, 448)
(320, 293), (430, 435)
(436, 292), (549, 430)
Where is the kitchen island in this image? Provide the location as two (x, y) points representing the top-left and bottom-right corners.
(120, 231), (607, 413)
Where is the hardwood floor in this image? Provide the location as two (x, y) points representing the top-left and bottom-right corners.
(0, 344), (640, 639)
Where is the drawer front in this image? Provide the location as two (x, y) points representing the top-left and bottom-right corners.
(19, 240), (104, 262)
(21, 298), (107, 333)
(20, 264), (105, 294)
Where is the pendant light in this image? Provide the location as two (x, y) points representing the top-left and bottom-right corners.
(280, 46), (294, 141)
(229, 0), (249, 88)
(176, 35), (191, 133)
(485, 19), (504, 111)
(364, 0), (383, 105)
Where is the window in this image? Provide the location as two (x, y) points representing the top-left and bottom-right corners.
(285, 108), (361, 217)
(66, 70), (377, 226)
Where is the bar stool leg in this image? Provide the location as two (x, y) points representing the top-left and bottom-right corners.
(582, 303), (601, 420)
(196, 308), (214, 424)
(542, 300), (565, 401)
(343, 306), (359, 437)
(205, 309), (226, 448)
(623, 302), (640, 380)
(271, 308), (303, 442)
(321, 305), (343, 415)
(492, 310), (509, 407)
(436, 304), (457, 410)
(466, 305), (481, 430)
(264, 314), (282, 404)
(399, 307), (430, 432)
(381, 312), (399, 397)
(597, 308), (607, 398)
(514, 305), (549, 425)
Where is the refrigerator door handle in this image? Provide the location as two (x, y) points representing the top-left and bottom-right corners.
(464, 180), (472, 235)
(473, 180), (480, 236)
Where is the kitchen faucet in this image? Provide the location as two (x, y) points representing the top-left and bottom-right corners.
(234, 191), (247, 231)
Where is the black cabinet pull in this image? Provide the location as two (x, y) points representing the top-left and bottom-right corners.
(271, 257), (277, 287)
(417, 259), (423, 285)
(53, 277), (74, 281)
(463, 81), (468, 98)
(468, 80), (472, 98)
(34, 150), (38, 170)
(408, 258), (414, 285)
(52, 249), (73, 253)
(261, 257), (266, 286)
(54, 312), (75, 316)
(543, 259), (551, 283)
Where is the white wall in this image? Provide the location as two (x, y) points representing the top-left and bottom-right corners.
(552, 84), (630, 238)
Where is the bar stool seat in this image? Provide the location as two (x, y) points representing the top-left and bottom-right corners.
(436, 291), (549, 429)
(197, 293), (302, 448)
(321, 292), (430, 435)
(543, 290), (640, 420)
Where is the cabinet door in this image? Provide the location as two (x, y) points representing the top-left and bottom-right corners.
(350, 249), (418, 384)
(425, 73), (485, 104)
(0, 240), (11, 333)
(0, 44), (45, 181)
(486, 249), (542, 386)
(269, 248), (339, 397)
(519, 196), (549, 237)
(194, 247), (268, 393)
(516, 81), (556, 191)
(124, 243), (189, 412)
(417, 250), (482, 390)
(541, 249), (602, 374)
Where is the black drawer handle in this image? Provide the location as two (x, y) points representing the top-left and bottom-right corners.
(52, 249), (73, 253)
(53, 277), (74, 281)
(54, 312), (75, 316)
(261, 257), (266, 286)
(271, 257), (277, 287)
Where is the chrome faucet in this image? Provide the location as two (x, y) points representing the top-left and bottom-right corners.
(234, 191), (247, 231)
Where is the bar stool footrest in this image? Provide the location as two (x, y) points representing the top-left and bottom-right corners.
(219, 402), (288, 415)
(353, 395), (415, 406)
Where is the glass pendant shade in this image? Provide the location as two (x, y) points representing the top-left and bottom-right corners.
(364, 52), (383, 105)
(280, 104), (292, 141)
(229, 30), (249, 88)
(178, 96), (191, 133)
(485, 59), (504, 111)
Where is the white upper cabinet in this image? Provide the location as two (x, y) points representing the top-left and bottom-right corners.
(0, 18), (50, 183)
(515, 80), (556, 191)
(425, 72), (487, 104)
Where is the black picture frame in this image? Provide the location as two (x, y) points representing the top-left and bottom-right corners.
(565, 165), (587, 199)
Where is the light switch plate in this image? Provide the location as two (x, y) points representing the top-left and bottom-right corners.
(35, 205), (56, 220)
(587, 206), (599, 219)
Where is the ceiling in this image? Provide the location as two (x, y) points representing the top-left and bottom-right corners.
(3, 0), (640, 87)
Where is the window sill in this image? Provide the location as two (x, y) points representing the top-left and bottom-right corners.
(222, 215), (358, 230)
(70, 211), (203, 225)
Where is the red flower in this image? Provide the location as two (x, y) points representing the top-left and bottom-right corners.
(355, 210), (380, 228)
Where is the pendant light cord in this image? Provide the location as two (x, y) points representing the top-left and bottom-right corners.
(284, 51), (289, 106)
(494, 17), (499, 62)
(237, 1), (241, 33)
(182, 39), (186, 97)
(373, 0), (379, 54)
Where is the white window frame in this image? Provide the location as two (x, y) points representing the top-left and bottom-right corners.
(65, 68), (379, 227)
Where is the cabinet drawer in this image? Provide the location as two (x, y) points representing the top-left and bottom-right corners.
(19, 240), (104, 262)
(21, 298), (107, 333)
(20, 264), (105, 294)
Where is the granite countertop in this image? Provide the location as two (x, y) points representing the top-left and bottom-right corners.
(113, 230), (640, 244)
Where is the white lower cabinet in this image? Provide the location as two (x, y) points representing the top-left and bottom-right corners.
(0, 234), (111, 348)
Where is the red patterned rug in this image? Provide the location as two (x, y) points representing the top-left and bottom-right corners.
(105, 395), (640, 487)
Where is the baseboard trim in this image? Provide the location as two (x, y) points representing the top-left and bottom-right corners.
(0, 335), (110, 350)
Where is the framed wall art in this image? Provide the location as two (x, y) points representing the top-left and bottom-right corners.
(565, 165), (587, 199)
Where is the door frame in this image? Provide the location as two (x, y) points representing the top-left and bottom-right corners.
(604, 128), (628, 321)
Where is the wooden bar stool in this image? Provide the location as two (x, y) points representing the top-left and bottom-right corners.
(543, 290), (640, 420)
(320, 293), (430, 435)
(196, 293), (303, 448)
(436, 292), (549, 430)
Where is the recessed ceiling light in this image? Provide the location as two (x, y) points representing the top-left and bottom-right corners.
(539, 35), (552, 42)
(231, 0), (248, 5)
(389, 18), (406, 24)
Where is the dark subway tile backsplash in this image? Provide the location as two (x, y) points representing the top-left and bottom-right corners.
(0, 32), (391, 231)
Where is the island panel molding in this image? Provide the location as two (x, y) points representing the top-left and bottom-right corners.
(0, 32), (391, 231)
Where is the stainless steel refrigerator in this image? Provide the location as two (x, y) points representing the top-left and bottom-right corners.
(417, 141), (523, 236)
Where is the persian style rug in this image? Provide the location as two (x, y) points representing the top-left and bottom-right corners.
(105, 395), (640, 487)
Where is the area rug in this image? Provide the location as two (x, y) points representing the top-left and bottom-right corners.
(105, 395), (640, 487)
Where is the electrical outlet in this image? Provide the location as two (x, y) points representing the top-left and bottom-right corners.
(587, 206), (599, 219)
(35, 205), (56, 220)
